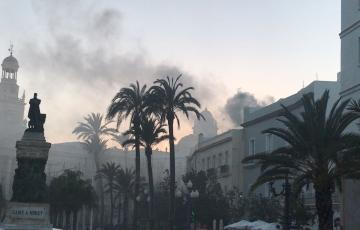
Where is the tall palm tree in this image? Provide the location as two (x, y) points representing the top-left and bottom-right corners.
(114, 168), (135, 230)
(242, 90), (360, 230)
(97, 162), (121, 227)
(107, 81), (148, 229)
(73, 113), (115, 227)
(82, 137), (107, 228)
(149, 75), (204, 229)
(123, 115), (169, 230)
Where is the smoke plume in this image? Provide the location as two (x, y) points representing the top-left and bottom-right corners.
(224, 90), (274, 126)
(16, 0), (220, 143)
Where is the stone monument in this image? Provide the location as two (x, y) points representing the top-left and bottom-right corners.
(0, 93), (52, 230)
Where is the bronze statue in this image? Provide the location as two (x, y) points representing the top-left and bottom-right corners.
(27, 93), (46, 132)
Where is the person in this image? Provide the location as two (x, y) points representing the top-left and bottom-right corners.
(334, 217), (343, 230)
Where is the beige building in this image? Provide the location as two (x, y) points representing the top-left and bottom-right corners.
(187, 128), (244, 192)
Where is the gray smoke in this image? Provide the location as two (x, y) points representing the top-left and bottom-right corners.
(16, 0), (218, 142)
(225, 90), (274, 126)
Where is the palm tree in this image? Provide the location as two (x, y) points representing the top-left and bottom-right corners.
(114, 168), (135, 230)
(97, 162), (121, 227)
(149, 75), (204, 229)
(242, 90), (360, 230)
(123, 115), (169, 230)
(73, 113), (115, 140)
(73, 113), (115, 227)
(107, 81), (148, 229)
(49, 170), (97, 230)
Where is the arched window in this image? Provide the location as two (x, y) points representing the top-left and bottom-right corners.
(219, 153), (223, 166)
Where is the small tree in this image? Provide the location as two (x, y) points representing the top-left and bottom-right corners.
(49, 170), (96, 230)
(114, 168), (135, 230)
(226, 187), (246, 223)
(246, 194), (281, 222)
(97, 162), (120, 227)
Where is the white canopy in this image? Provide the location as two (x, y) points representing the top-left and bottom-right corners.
(224, 220), (252, 229)
(253, 222), (282, 230)
(225, 220), (282, 230)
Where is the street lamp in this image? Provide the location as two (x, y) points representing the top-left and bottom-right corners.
(176, 180), (200, 230)
(269, 174), (291, 230)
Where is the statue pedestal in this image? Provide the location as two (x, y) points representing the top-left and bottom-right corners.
(0, 131), (52, 229)
(0, 202), (52, 230)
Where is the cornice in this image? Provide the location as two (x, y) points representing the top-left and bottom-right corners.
(340, 19), (360, 38)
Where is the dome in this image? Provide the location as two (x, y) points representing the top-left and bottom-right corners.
(2, 54), (19, 73)
(193, 108), (218, 138)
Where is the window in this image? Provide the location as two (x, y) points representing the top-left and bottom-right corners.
(202, 159), (205, 170)
(218, 153), (223, 166)
(207, 157), (210, 169)
(213, 155), (216, 168)
(225, 151), (229, 165)
(249, 139), (256, 155)
(265, 134), (273, 153)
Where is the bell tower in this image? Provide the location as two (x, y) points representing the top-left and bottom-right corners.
(0, 44), (20, 100)
(0, 45), (25, 143)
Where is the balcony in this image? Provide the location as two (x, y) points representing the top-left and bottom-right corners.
(206, 168), (217, 177)
(302, 192), (341, 208)
(219, 165), (230, 177)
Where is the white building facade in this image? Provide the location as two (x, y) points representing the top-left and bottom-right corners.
(339, 1), (360, 228)
(242, 81), (340, 205)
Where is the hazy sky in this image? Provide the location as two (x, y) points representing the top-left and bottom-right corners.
(0, 0), (340, 144)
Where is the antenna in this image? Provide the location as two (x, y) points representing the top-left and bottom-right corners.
(302, 80), (305, 88)
(316, 72), (319, 81)
(8, 42), (13, 55)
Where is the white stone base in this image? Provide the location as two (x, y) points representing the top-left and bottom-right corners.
(0, 223), (53, 230)
(0, 202), (52, 230)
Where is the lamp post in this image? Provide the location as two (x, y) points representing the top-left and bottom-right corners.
(176, 180), (200, 230)
(269, 174), (291, 230)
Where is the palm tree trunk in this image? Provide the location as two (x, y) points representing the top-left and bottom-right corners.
(315, 187), (333, 230)
(167, 116), (176, 230)
(145, 147), (155, 230)
(124, 194), (129, 230)
(133, 123), (141, 230)
(65, 211), (71, 230)
(94, 153), (105, 228)
(73, 210), (78, 230)
(110, 185), (114, 227)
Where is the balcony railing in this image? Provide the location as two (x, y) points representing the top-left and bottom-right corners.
(206, 168), (217, 177)
(220, 165), (230, 176)
(302, 192), (341, 207)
